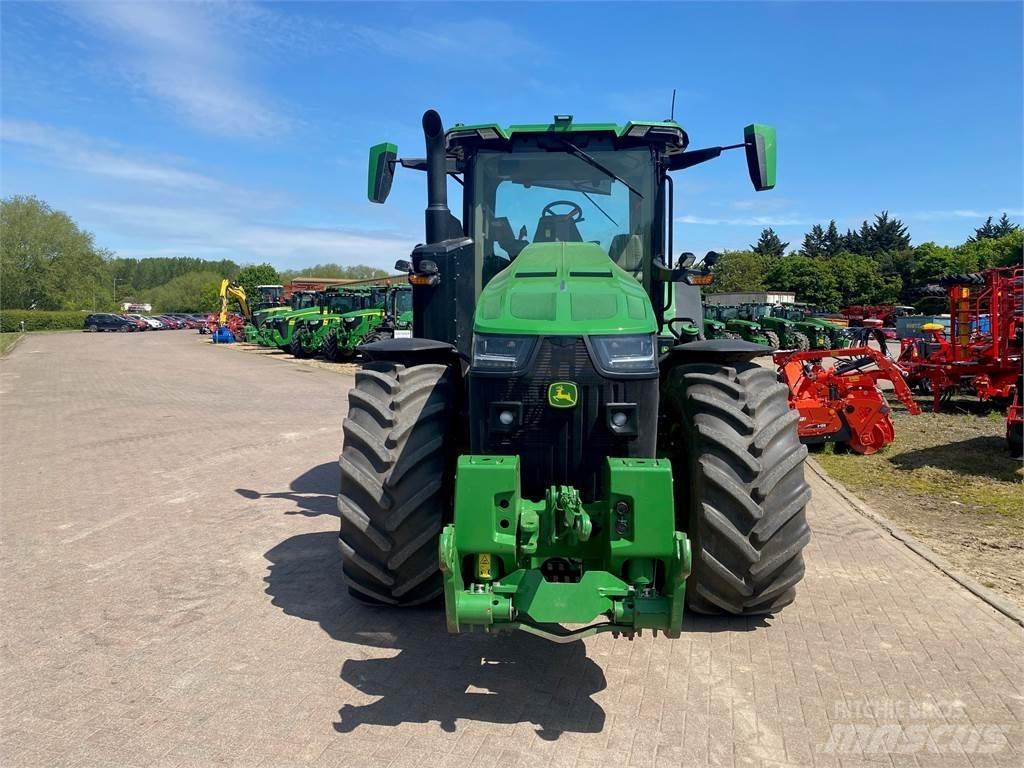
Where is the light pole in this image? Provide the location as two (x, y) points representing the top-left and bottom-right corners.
(113, 276), (118, 309)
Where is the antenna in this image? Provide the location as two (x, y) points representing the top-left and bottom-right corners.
(669, 88), (677, 121)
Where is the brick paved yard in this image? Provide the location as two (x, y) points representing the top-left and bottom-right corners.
(1, 332), (1021, 767)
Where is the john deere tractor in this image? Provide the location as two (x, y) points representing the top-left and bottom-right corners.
(740, 303), (808, 350)
(786, 304), (850, 349)
(705, 304), (772, 346)
(262, 291), (323, 350)
(291, 287), (380, 359)
(338, 110), (810, 641)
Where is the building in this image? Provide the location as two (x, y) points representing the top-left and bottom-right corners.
(704, 291), (796, 306)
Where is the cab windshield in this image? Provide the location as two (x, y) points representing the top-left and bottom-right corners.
(326, 295), (362, 314)
(394, 290), (412, 314)
(470, 147), (656, 287)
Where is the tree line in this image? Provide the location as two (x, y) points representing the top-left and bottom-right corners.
(706, 212), (1022, 311)
(0, 196), (389, 313)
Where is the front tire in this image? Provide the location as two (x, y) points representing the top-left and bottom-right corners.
(337, 362), (454, 605)
(763, 331), (781, 349)
(664, 362), (812, 615)
(322, 328), (354, 362)
(793, 331), (810, 351)
(289, 328), (313, 358)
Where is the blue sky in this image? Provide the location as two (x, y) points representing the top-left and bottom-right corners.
(2, 1), (1022, 271)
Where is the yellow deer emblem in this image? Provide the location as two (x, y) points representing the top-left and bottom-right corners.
(548, 382), (578, 408)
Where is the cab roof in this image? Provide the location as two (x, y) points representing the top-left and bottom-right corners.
(445, 116), (689, 159)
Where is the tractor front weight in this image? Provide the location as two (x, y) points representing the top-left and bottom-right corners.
(439, 455), (691, 642)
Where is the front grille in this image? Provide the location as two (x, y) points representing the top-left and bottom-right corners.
(469, 337), (657, 502)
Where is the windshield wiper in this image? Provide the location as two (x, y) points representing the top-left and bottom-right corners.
(559, 139), (644, 198)
(581, 191), (618, 226)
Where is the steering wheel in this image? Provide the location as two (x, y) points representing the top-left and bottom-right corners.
(541, 200), (584, 222)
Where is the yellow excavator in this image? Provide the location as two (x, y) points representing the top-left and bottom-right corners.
(211, 279), (250, 343)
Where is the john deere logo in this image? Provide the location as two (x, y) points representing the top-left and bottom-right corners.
(548, 382), (578, 408)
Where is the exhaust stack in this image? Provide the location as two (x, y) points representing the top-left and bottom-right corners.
(422, 110), (449, 245)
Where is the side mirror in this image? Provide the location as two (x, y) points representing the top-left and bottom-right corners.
(368, 142), (398, 203)
(743, 124), (776, 191)
(394, 259), (411, 273)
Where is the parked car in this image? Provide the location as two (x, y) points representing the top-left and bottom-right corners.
(141, 316), (166, 329)
(156, 315), (184, 329)
(83, 314), (137, 332)
(171, 314), (200, 329)
(125, 314), (157, 330)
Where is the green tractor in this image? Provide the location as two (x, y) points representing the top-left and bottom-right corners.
(771, 303), (848, 349)
(291, 287), (382, 360)
(261, 290), (323, 350)
(705, 304), (772, 346)
(739, 303), (809, 350)
(338, 110), (810, 641)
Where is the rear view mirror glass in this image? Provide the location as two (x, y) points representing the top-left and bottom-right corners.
(743, 124), (776, 191)
(368, 142), (398, 203)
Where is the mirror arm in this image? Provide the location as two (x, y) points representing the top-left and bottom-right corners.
(666, 142), (747, 172)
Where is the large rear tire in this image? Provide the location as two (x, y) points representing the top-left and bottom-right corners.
(664, 362), (811, 615)
(337, 362), (453, 605)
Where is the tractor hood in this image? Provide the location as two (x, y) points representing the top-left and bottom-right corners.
(474, 242), (656, 336)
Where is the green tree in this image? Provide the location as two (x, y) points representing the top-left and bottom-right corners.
(844, 211), (911, 257)
(830, 251), (901, 305)
(911, 242), (979, 285)
(282, 263), (389, 281)
(968, 213), (1020, 242)
(0, 195), (112, 310)
(144, 270), (224, 311)
(800, 220), (843, 258)
(750, 228), (788, 259)
(765, 256), (841, 310)
(234, 263), (282, 305)
(957, 229), (1024, 269)
(705, 250), (767, 293)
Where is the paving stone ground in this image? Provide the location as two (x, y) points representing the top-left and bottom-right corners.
(1, 331), (1021, 768)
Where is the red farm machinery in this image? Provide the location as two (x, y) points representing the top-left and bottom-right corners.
(897, 267), (1023, 411)
(774, 333), (920, 454)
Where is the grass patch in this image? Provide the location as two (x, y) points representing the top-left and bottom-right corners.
(0, 332), (23, 355)
(814, 398), (1023, 608)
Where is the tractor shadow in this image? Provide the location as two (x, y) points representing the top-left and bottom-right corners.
(235, 461), (337, 517)
(263, 529), (607, 739)
(890, 435), (1018, 481)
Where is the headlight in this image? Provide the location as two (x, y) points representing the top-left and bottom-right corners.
(471, 334), (536, 372)
(342, 317), (360, 329)
(588, 334), (657, 374)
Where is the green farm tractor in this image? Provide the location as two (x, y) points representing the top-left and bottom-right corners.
(291, 287), (382, 360)
(338, 110), (810, 641)
(262, 291), (323, 350)
(705, 304), (772, 346)
(739, 303), (808, 350)
(775, 304), (849, 349)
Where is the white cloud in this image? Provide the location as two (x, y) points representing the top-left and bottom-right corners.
(85, 202), (416, 270)
(68, 3), (286, 138)
(901, 208), (1024, 221)
(676, 214), (809, 227)
(1, 120), (218, 190)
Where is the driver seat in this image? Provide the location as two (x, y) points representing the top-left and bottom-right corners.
(534, 214), (583, 244)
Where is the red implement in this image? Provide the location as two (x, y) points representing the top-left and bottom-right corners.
(897, 268), (1023, 411)
(774, 346), (921, 455)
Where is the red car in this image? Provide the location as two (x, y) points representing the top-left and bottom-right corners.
(122, 314), (149, 330)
